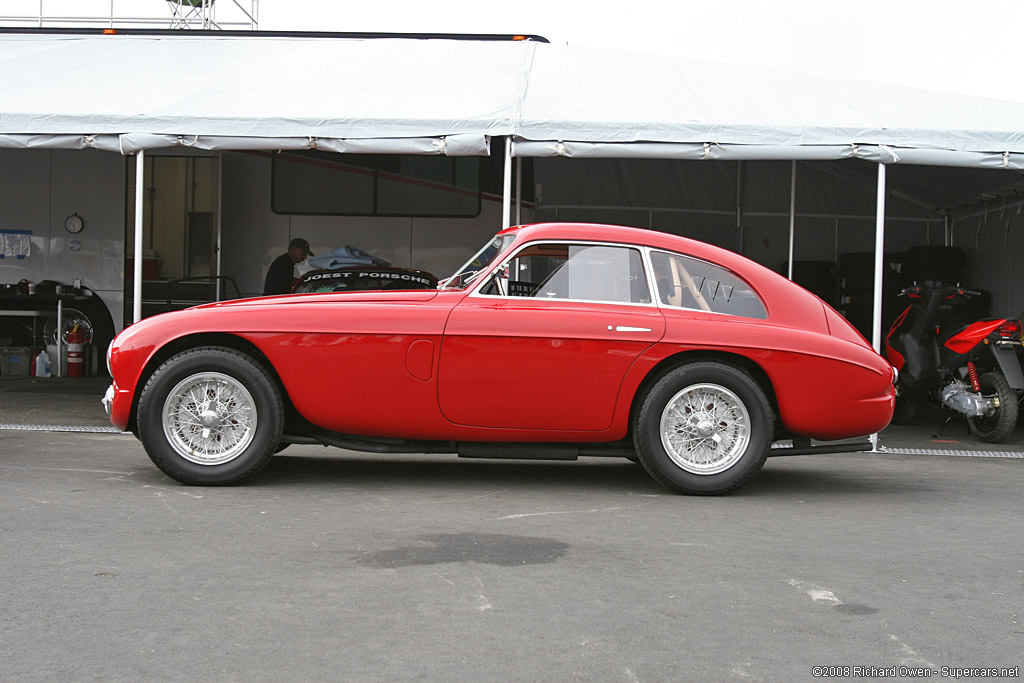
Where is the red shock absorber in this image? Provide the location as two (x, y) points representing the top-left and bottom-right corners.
(967, 361), (981, 391)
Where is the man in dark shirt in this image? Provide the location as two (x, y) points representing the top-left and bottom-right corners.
(263, 238), (313, 295)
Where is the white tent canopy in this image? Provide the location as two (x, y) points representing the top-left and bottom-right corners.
(1, 33), (1024, 167)
(3, 30), (1023, 362)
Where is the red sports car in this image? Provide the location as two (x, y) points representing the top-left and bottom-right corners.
(103, 223), (895, 495)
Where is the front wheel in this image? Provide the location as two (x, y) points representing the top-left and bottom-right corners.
(634, 361), (774, 495)
(967, 372), (1019, 443)
(137, 346), (284, 485)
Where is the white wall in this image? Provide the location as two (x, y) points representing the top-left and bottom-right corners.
(0, 148), (125, 331)
(3, 147), (1019, 335)
(953, 206), (1024, 318)
(219, 152), (507, 297)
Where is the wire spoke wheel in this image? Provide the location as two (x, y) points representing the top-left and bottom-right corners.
(635, 361), (772, 495)
(161, 371), (258, 465)
(660, 383), (750, 475)
(139, 347), (283, 485)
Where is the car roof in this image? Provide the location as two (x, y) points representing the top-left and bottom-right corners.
(500, 222), (827, 330)
(505, 222), (750, 269)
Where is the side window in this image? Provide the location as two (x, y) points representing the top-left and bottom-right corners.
(651, 251), (767, 319)
(483, 243), (651, 304)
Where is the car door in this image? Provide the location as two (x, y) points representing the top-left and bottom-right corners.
(437, 242), (665, 431)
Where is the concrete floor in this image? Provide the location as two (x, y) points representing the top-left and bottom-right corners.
(2, 376), (1022, 681)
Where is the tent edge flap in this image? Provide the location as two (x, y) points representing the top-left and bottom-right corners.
(513, 139), (1024, 170)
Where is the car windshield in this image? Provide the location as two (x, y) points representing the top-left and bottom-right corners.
(440, 233), (516, 290)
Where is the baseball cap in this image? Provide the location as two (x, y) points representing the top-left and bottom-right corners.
(289, 238), (313, 256)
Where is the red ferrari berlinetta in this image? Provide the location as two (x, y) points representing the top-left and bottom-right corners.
(104, 223), (895, 495)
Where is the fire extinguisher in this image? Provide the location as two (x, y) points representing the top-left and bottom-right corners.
(66, 324), (85, 378)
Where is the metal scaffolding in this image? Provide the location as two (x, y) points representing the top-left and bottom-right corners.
(167, 0), (259, 30)
(0, 0), (259, 30)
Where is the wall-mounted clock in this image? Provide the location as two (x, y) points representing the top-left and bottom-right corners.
(65, 213), (84, 234)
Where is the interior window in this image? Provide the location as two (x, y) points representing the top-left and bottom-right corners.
(483, 243), (651, 304)
(650, 250), (767, 318)
(272, 150), (482, 217)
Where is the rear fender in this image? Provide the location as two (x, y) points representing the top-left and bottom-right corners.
(991, 343), (1024, 391)
(943, 319), (1006, 355)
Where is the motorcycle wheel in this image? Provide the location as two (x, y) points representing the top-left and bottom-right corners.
(967, 372), (1019, 443)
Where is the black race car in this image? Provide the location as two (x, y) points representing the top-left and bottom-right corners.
(292, 266), (438, 294)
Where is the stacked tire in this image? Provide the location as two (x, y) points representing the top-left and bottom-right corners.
(781, 260), (839, 307)
(895, 246), (987, 333)
(838, 252), (900, 340)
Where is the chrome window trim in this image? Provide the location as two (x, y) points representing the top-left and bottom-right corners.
(467, 239), (659, 309)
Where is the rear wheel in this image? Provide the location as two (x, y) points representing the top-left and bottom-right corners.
(967, 372), (1018, 443)
(634, 361), (773, 495)
(137, 346), (283, 485)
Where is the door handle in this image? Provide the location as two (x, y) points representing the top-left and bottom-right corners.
(609, 326), (652, 332)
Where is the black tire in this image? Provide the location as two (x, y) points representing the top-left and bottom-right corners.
(967, 372), (1019, 443)
(898, 245), (966, 287)
(137, 346), (283, 485)
(633, 361), (774, 495)
(890, 383), (917, 425)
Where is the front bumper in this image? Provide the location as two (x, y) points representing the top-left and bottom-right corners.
(102, 384), (114, 415)
(103, 383), (133, 432)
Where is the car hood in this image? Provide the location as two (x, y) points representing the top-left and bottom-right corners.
(111, 288), (445, 357)
(194, 290), (440, 309)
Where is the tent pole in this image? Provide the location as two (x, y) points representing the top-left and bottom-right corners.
(736, 161), (744, 254)
(870, 162), (888, 453)
(216, 152), (223, 301)
(787, 161), (796, 280)
(515, 155), (522, 225)
(133, 148), (145, 324)
(502, 137), (513, 230)
(872, 163), (886, 352)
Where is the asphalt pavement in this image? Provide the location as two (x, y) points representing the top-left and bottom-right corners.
(1, 376), (1022, 682)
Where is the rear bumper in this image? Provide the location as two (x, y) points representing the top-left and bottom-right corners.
(782, 389), (895, 441)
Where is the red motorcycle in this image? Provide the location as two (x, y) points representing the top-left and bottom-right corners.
(885, 281), (1024, 442)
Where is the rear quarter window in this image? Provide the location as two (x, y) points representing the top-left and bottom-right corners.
(651, 250), (767, 319)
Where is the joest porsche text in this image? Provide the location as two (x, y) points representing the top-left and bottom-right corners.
(302, 271), (434, 287)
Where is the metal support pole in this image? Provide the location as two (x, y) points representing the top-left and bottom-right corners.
(216, 152), (223, 301)
(736, 161), (744, 254)
(515, 155), (523, 226)
(55, 299), (62, 377)
(872, 163), (887, 352)
(133, 149), (145, 324)
(502, 137), (513, 230)
(870, 162), (888, 452)
(787, 161), (796, 280)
